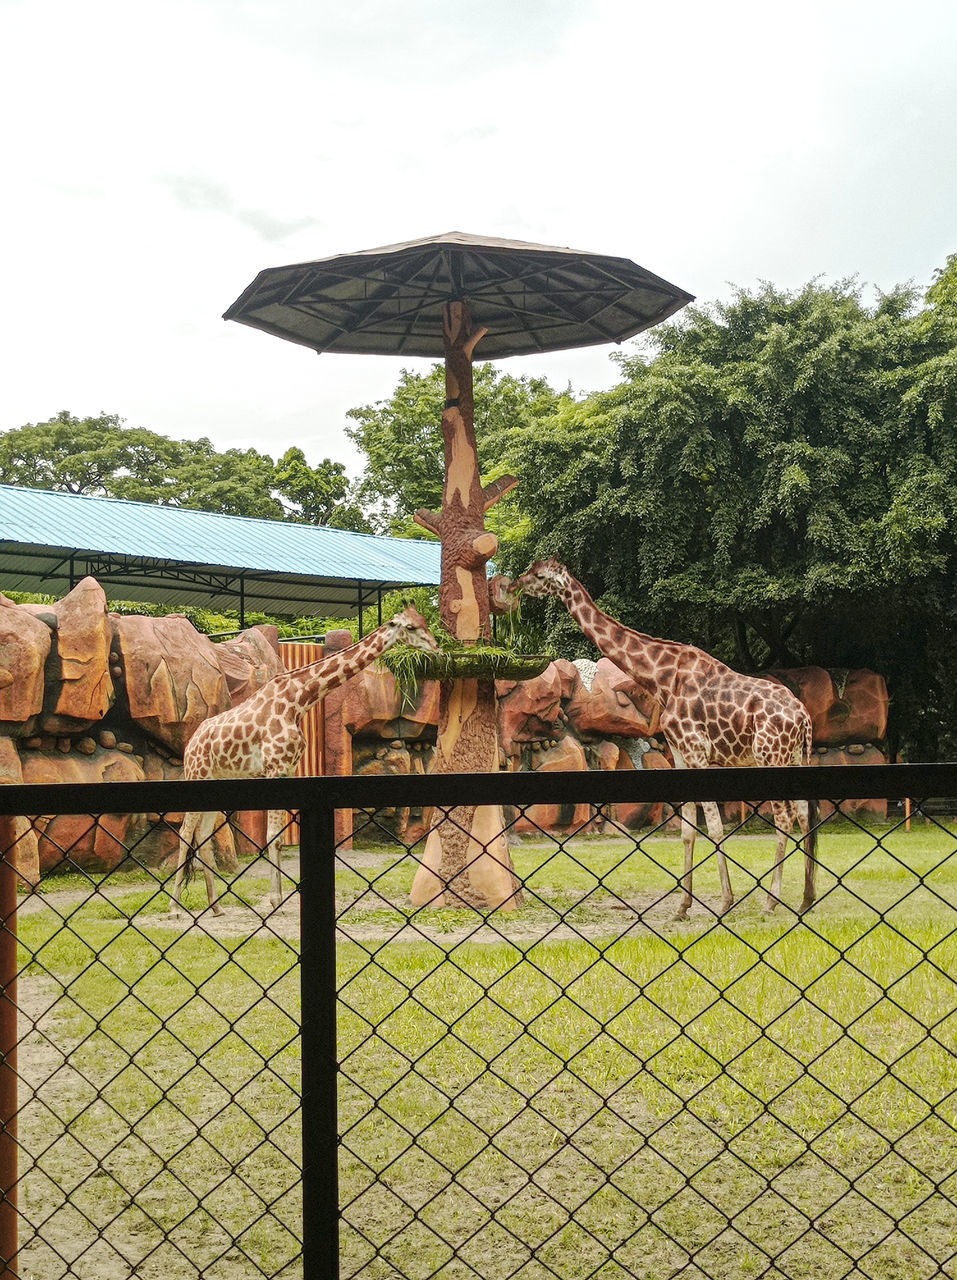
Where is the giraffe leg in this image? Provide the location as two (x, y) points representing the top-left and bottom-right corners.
(256, 808), (286, 913)
(766, 801), (793, 911)
(702, 800), (733, 914)
(674, 801), (697, 920)
(798, 799), (817, 913)
(199, 813), (225, 916)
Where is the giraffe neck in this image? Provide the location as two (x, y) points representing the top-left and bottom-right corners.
(278, 627), (392, 714)
(559, 575), (688, 697)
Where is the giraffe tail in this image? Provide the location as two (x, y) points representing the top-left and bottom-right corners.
(800, 719), (818, 912)
(177, 812), (199, 884)
(799, 798), (818, 912)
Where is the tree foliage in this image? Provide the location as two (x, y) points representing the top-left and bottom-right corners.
(344, 364), (572, 537)
(9, 255), (957, 756)
(501, 267), (957, 758)
(0, 411), (368, 529)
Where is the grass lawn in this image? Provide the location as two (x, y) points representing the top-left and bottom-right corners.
(15, 878), (302, 1280)
(12, 816), (957, 1279)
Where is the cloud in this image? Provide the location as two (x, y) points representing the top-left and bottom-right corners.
(2, 0), (955, 470)
(160, 175), (321, 242)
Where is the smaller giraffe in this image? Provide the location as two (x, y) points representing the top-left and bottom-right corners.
(513, 560), (817, 918)
(170, 604), (438, 917)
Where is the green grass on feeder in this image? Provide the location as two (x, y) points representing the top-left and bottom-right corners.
(377, 600), (552, 704)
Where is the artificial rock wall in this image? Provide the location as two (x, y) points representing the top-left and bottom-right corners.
(0, 582), (892, 881)
(323, 642), (890, 844)
(0, 578), (283, 881)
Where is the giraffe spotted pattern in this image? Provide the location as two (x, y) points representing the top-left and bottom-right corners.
(170, 604), (438, 917)
(513, 560), (816, 918)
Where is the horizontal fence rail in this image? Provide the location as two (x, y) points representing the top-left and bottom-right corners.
(3, 762), (957, 816)
(0, 763), (954, 1279)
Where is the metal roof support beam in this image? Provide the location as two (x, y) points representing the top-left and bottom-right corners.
(0, 483), (441, 619)
(1, 548), (427, 619)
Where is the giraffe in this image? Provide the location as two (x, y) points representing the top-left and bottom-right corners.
(512, 560), (817, 918)
(170, 603), (438, 918)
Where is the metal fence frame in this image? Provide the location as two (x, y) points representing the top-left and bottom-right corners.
(1, 761), (956, 1278)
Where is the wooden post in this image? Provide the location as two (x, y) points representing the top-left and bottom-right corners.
(0, 817), (18, 1278)
(409, 302), (522, 910)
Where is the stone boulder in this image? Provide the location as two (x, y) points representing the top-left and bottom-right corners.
(11, 601), (58, 626)
(342, 668), (439, 741)
(215, 625), (283, 705)
(565, 658), (657, 739)
(42, 576), (115, 734)
(350, 738), (436, 846)
(512, 735), (591, 834)
(832, 671), (889, 744)
(552, 658), (584, 703)
(129, 746), (187, 865)
(812, 743), (889, 818)
(0, 593), (51, 736)
(0, 736), (24, 788)
(355, 740), (413, 779)
(0, 736), (39, 883)
(21, 745), (145, 872)
(111, 613), (232, 754)
(352, 739), (414, 844)
(131, 744), (241, 870)
(591, 737), (665, 834)
(0, 586), (299, 878)
(588, 740), (621, 773)
(497, 664), (564, 752)
(765, 667), (888, 745)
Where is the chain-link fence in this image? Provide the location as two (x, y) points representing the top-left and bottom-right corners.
(1, 765), (956, 1279)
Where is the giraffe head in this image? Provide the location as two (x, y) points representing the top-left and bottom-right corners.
(510, 558), (570, 599)
(384, 603), (440, 652)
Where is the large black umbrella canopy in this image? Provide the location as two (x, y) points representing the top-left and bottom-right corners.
(223, 233), (692, 912)
(223, 231), (693, 359)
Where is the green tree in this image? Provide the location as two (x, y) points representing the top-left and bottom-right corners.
(0, 411), (367, 528)
(0, 412), (186, 498)
(344, 363), (572, 538)
(272, 446), (353, 525)
(506, 268), (957, 757)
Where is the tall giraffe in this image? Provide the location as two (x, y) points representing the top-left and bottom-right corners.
(513, 560), (817, 918)
(170, 604), (438, 917)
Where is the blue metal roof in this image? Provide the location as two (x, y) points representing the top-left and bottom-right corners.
(0, 484), (441, 617)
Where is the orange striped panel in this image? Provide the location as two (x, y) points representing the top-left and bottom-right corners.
(279, 641), (326, 846)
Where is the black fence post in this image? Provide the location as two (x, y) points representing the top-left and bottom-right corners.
(0, 820), (18, 1280)
(299, 799), (339, 1277)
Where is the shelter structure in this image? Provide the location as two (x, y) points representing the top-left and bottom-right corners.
(0, 484), (441, 628)
(225, 232), (693, 911)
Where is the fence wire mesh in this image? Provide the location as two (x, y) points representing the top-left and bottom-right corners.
(338, 795), (957, 1280)
(2, 804), (305, 1280)
(0, 768), (955, 1280)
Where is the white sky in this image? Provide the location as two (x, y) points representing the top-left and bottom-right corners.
(2, 0), (955, 477)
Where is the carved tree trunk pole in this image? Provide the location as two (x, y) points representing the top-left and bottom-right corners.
(409, 301), (522, 910)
